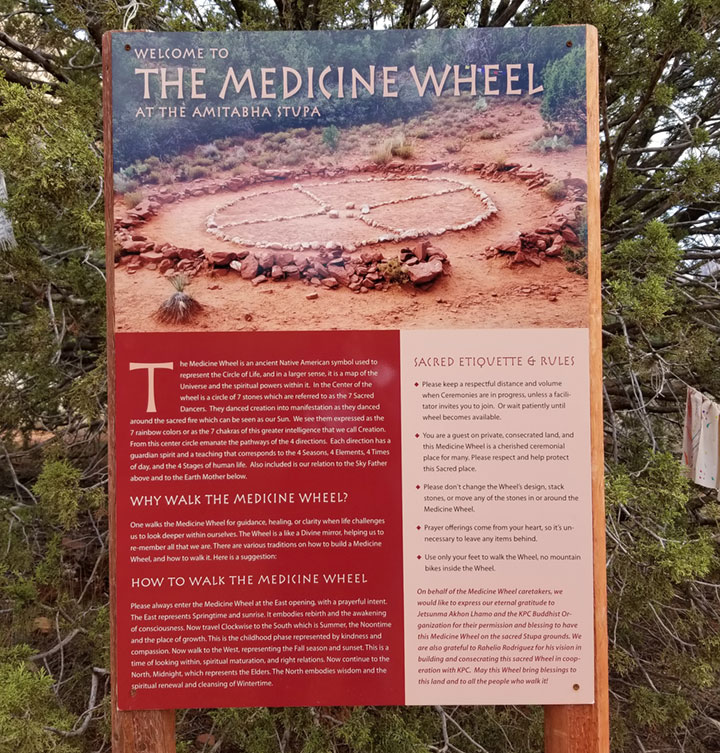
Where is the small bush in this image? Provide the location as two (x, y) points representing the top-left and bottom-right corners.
(414, 129), (431, 139)
(389, 133), (414, 160)
(531, 135), (572, 153)
(474, 95), (488, 112)
(193, 157), (214, 167)
(269, 131), (291, 144)
(187, 165), (210, 180)
(479, 129), (499, 140)
(322, 125), (341, 151)
(195, 144), (220, 160)
(371, 144), (392, 165)
(379, 258), (409, 285)
(392, 142), (415, 159)
(445, 142), (463, 154)
(123, 190), (144, 208)
(283, 150), (304, 166)
(220, 147), (246, 171)
(114, 173), (139, 194)
(215, 137), (234, 150)
(563, 244), (587, 276)
(544, 181), (568, 200)
(145, 170), (163, 185)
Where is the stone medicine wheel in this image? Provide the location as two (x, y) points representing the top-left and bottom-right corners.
(205, 175), (497, 253)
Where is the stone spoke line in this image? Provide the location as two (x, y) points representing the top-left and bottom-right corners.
(203, 175), (498, 253)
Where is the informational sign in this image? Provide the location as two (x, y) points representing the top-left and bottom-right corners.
(106, 27), (600, 710)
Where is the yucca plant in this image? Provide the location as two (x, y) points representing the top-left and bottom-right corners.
(155, 274), (203, 324)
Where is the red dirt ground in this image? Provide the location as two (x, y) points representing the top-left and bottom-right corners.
(114, 101), (589, 333)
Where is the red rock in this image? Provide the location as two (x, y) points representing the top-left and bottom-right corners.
(131, 234), (147, 241)
(312, 262), (329, 279)
(207, 250), (237, 266)
(306, 291), (319, 300)
(271, 265), (284, 280)
(405, 258), (443, 285)
(251, 275), (268, 286)
(321, 278), (339, 289)
(328, 266), (351, 286)
(416, 161), (447, 171)
(496, 238), (522, 254)
(413, 241), (430, 261)
(120, 240), (145, 254)
(239, 255), (259, 279)
(178, 247), (202, 260)
(546, 236), (565, 257)
(158, 259), (174, 273)
(561, 227), (580, 244)
(360, 250), (383, 264)
(139, 251), (163, 264)
(257, 251), (275, 270)
(275, 251), (295, 267)
(260, 168), (292, 180)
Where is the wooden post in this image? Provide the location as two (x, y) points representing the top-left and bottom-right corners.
(103, 32), (177, 753)
(544, 25), (610, 753)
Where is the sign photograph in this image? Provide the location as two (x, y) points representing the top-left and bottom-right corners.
(104, 27), (603, 712)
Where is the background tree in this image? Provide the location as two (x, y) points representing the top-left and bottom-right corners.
(1, 1), (719, 751)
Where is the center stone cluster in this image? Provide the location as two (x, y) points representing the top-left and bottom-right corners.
(204, 175), (497, 253)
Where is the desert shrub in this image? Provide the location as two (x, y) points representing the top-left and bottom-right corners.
(445, 142), (463, 154)
(389, 134), (414, 159)
(563, 244), (587, 276)
(269, 131), (290, 144)
(379, 258), (409, 284)
(251, 156), (270, 169)
(531, 135), (572, 152)
(322, 125), (340, 151)
(371, 143), (392, 165)
(544, 181), (568, 200)
(145, 155), (161, 167)
(123, 190), (144, 208)
(220, 147), (246, 171)
(114, 173), (139, 194)
(193, 157), (214, 167)
(215, 137), (234, 150)
(283, 150), (304, 166)
(479, 128), (499, 140)
(187, 165), (210, 180)
(145, 169), (163, 184)
(414, 129), (431, 139)
(195, 143), (220, 160)
(290, 127), (309, 138)
(474, 94), (488, 112)
(392, 142), (414, 159)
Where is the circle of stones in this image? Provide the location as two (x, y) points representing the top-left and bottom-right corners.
(204, 175), (498, 252)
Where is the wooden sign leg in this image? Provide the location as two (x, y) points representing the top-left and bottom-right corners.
(544, 25), (609, 753)
(103, 32), (176, 753)
(112, 709), (176, 753)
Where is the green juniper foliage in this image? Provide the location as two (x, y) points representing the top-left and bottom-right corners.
(1, 1), (720, 752)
